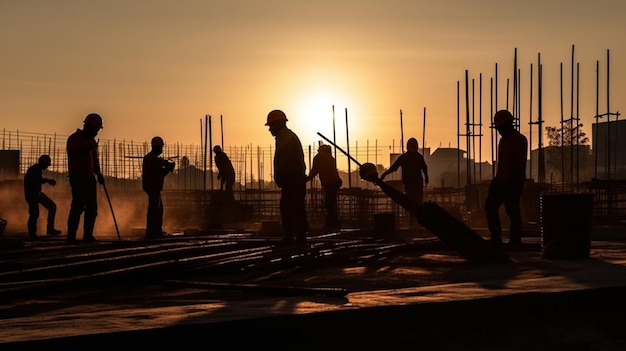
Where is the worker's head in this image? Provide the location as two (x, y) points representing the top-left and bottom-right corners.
(38, 154), (51, 169)
(492, 110), (515, 135)
(213, 145), (222, 153)
(151, 136), (165, 155)
(493, 110), (513, 127)
(318, 144), (332, 153)
(265, 110), (288, 136)
(406, 138), (419, 152)
(83, 113), (103, 137)
(359, 162), (378, 182)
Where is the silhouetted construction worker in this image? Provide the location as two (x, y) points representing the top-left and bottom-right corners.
(306, 144), (342, 229)
(266, 109), (308, 247)
(142, 136), (175, 239)
(24, 154), (61, 239)
(66, 113), (104, 244)
(213, 145), (236, 201)
(485, 110), (528, 249)
(380, 137), (429, 227)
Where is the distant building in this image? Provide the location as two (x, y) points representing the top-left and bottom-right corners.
(592, 119), (626, 179)
(0, 150), (19, 181)
(529, 145), (593, 184)
(382, 147), (494, 189)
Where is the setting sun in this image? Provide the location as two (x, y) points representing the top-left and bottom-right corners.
(289, 86), (356, 148)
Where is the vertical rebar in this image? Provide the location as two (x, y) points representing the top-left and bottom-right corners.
(457, 80), (461, 188)
(400, 109), (404, 152)
(346, 108), (351, 189)
(538, 55), (545, 184)
(465, 70), (471, 186)
(478, 75), (483, 183)
(560, 62), (565, 184)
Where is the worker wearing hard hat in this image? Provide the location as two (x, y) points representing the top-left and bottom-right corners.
(266, 109), (308, 247)
(23, 154), (62, 239)
(484, 109), (528, 249)
(142, 136), (175, 239)
(306, 144), (342, 229)
(66, 113), (104, 244)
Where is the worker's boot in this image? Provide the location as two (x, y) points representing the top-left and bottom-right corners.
(47, 227), (62, 235)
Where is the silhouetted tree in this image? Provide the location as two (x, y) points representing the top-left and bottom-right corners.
(546, 124), (590, 146)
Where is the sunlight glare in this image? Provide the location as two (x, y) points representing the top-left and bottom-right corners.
(291, 87), (351, 148)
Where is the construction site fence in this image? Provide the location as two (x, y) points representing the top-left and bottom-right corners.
(0, 129), (390, 189)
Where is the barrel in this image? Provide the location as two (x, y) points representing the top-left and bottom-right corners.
(540, 193), (593, 259)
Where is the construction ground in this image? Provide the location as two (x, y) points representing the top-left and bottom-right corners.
(1, 222), (626, 350)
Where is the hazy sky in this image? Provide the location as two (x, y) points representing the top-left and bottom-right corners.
(1, 0), (625, 168)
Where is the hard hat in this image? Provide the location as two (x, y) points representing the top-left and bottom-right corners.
(318, 144), (331, 153)
(83, 113), (103, 129)
(265, 110), (288, 125)
(406, 138), (418, 152)
(213, 145), (222, 153)
(359, 162), (378, 182)
(38, 154), (51, 164)
(493, 110), (514, 127)
(151, 136), (165, 147)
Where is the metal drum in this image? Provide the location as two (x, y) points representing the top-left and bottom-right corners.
(540, 193), (593, 259)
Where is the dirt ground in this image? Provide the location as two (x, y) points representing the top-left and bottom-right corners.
(2, 228), (626, 350)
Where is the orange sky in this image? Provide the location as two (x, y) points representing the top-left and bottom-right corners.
(1, 0), (625, 171)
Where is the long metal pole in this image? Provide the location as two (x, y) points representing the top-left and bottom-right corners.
(560, 63), (564, 183)
(606, 49), (617, 180)
(457, 80), (461, 188)
(400, 109), (404, 152)
(594, 60), (599, 179)
(465, 70), (471, 186)
(472, 78), (476, 182)
(537, 53), (546, 183)
(209, 115), (214, 190)
(478, 74), (482, 183)
(529, 63), (534, 181)
(570, 45), (575, 186)
(346, 108), (351, 188)
(422, 107), (427, 152)
(332, 105), (337, 161)
(513, 48), (517, 123)
(576, 62), (580, 184)
(490, 77), (495, 178)
(220, 114), (224, 149)
(318, 132), (361, 166)
(204, 115), (208, 193)
(102, 182), (121, 241)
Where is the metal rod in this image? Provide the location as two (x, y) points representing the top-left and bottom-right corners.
(345, 108), (351, 188)
(457, 80), (461, 187)
(332, 105), (337, 161)
(102, 182), (121, 241)
(465, 70), (471, 186)
(317, 132), (361, 167)
(209, 115), (213, 191)
(422, 107), (427, 154)
(400, 109), (404, 152)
